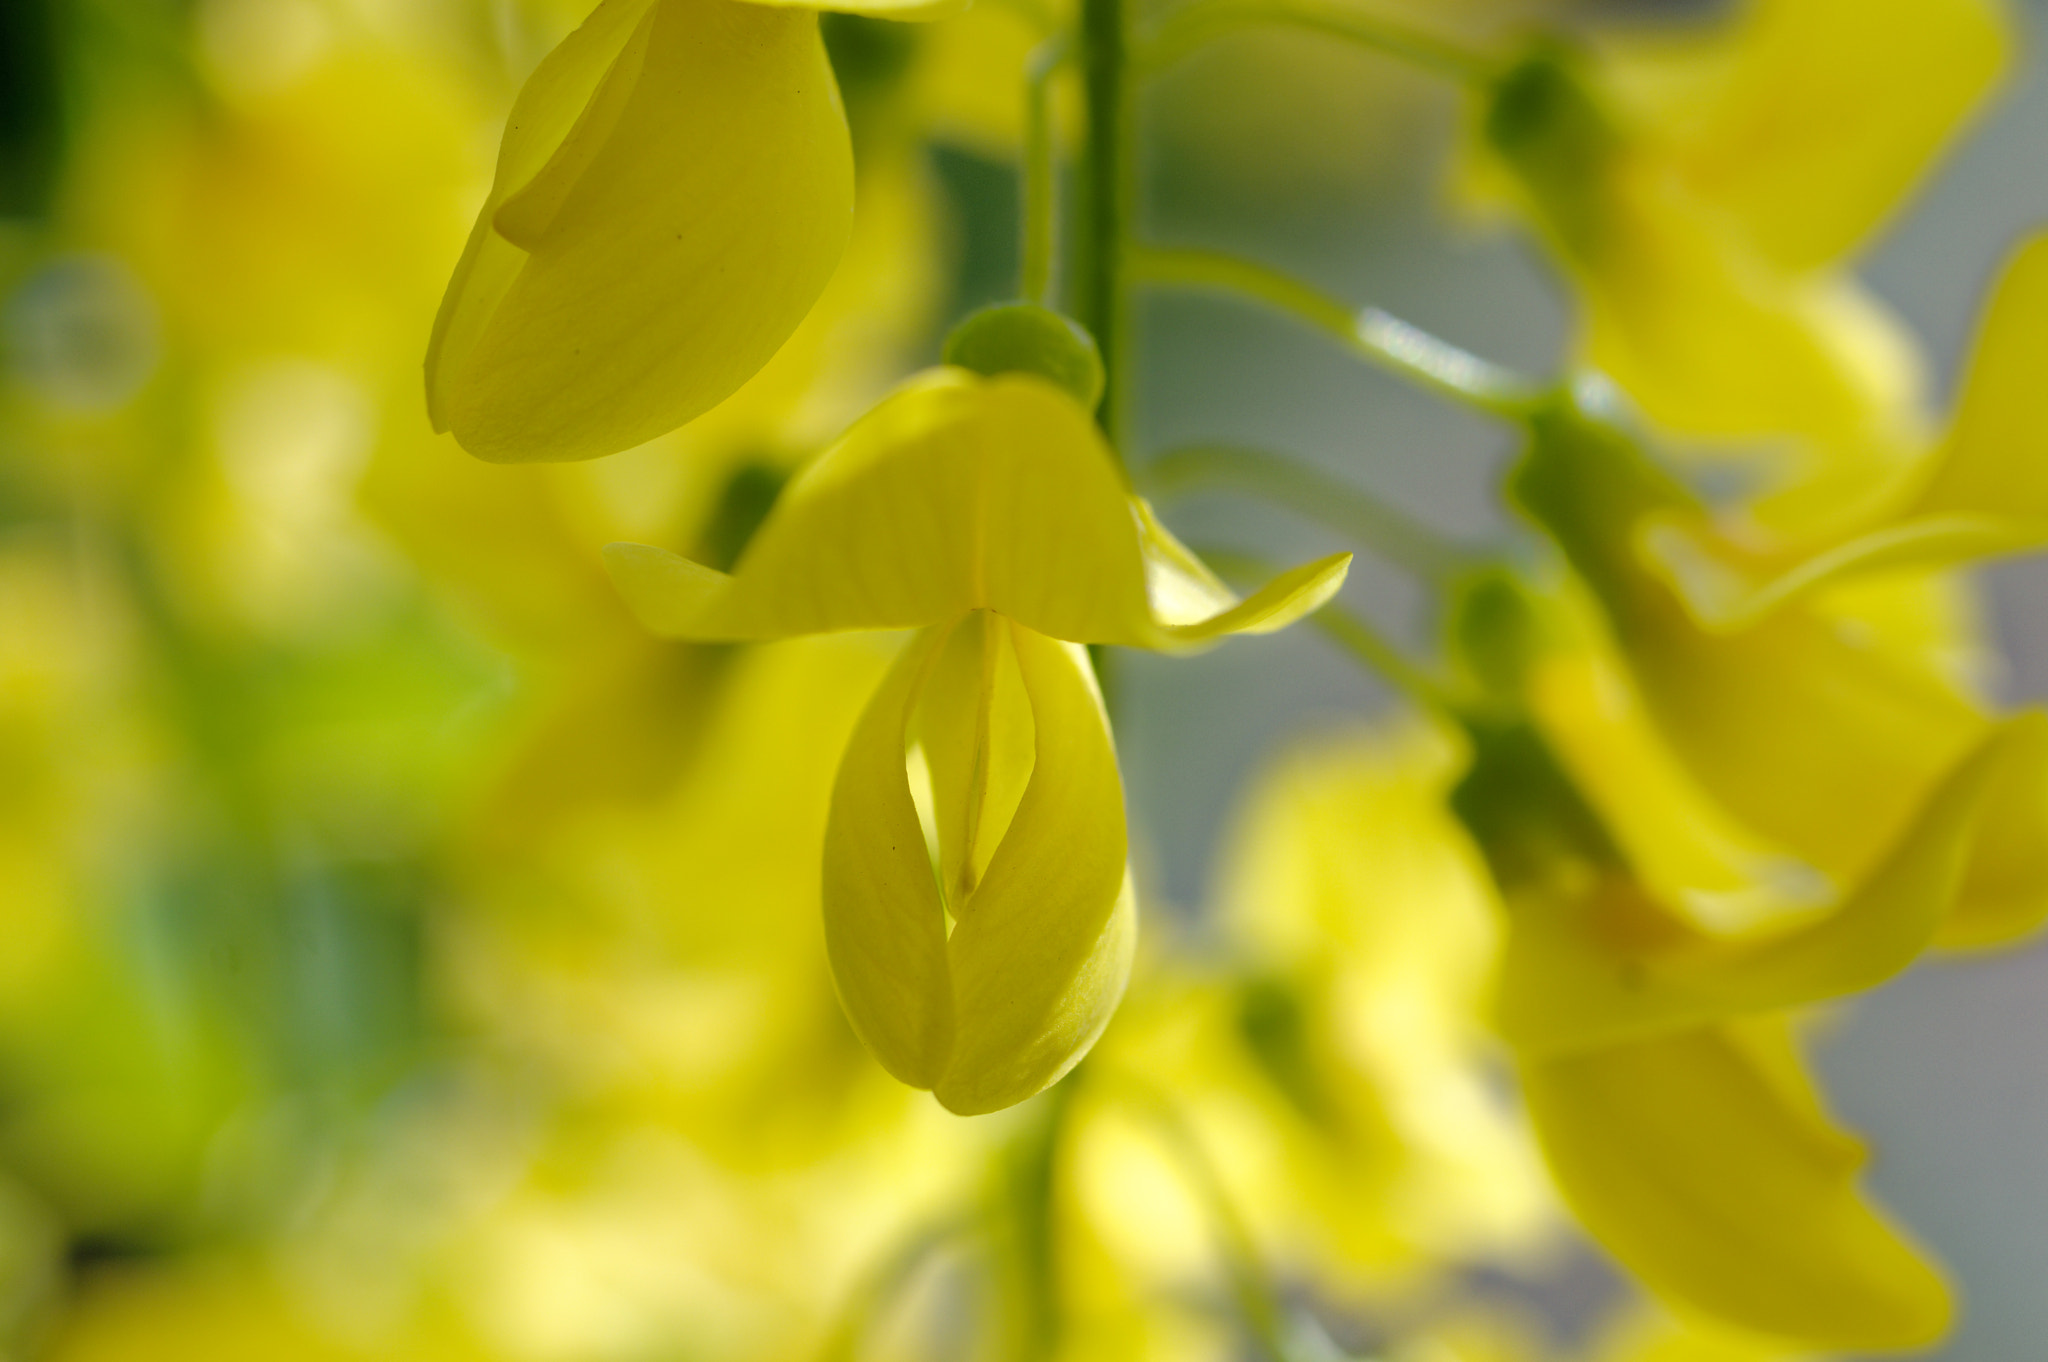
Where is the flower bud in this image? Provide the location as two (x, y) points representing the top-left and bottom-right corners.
(823, 612), (1136, 1115)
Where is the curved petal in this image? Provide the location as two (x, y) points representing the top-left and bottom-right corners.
(1902, 230), (2048, 530)
(603, 369), (1351, 649)
(1636, 233), (2048, 627)
(937, 625), (1135, 1114)
(427, 0), (854, 463)
(1620, 0), (2008, 272)
(821, 622), (959, 1089)
(1522, 1022), (1951, 1351)
(425, 0), (657, 437)
(1495, 716), (2024, 1056)
(1940, 710), (2048, 948)
(1512, 399), (2029, 913)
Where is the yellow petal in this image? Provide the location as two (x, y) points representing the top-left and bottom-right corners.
(1614, 0), (2008, 272)
(603, 369), (1350, 649)
(426, 0), (854, 463)
(937, 624), (1135, 1114)
(1635, 233), (2048, 626)
(1511, 398), (2039, 923)
(823, 619), (1135, 1113)
(913, 610), (1035, 907)
(822, 622), (960, 1089)
(1491, 715), (2027, 1055)
(1941, 709), (2048, 948)
(1904, 230), (2048, 529)
(1578, 175), (1924, 512)
(425, 0), (657, 439)
(1522, 1022), (1951, 1350)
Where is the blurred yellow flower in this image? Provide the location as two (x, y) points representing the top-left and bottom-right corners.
(1479, 0), (2007, 529)
(1643, 231), (2048, 616)
(1509, 385), (2048, 950)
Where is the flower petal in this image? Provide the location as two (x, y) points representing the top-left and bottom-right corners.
(1512, 398), (2044, 926)
(1493, 715), (2027, 1056)
(425, 0), (657, 438)
(1635, 233), (2048, 627)
(1624, 0), (2008, 273)
(603, 369), (1350, 649)
(936, 624), (1135, 1115)
(822, 622), (959, 1089)
(913, 611), (1035, 908)
(428, 0), (854, 463)
(1904, 230), (2048, 530)
(1522, 1022), (1951, 1351)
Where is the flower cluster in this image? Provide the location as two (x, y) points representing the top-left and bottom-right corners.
(4, 0), (2047, 1358)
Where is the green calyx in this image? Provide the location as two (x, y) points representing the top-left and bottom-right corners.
(943, 304), (1107, 411)
(1485, 45), (1618, 262)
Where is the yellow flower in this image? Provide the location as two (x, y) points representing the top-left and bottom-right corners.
(1522, 1019), (1949, 1352)
(1479, 0), (2007, 528)
(1441, 626), (1977, 1348)
(426, 0), (957, 465)
(1206, 724), (1551, 1278)
(604, 368), (1349, 1112)
(1508, 385), (2048, 950)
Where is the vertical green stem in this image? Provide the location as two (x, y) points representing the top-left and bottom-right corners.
(1021, 36), (1068, 307)
(1076, 0), (1131, 451)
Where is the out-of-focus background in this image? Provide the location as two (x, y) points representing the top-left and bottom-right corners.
(1123, 1), (2048, 1356)
(1, 0), (2045, 1358)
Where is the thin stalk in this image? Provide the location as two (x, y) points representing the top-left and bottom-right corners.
(1129, 246), (1551, 423)
(1196, 545), (1456, 717)
(1144, 443), (1473, 581)
(816, 1215), (971, 1362)
(1120, 1080), (1350, 1362)
(1138, 0), (1495, 83)
(1022, 34), (1071, 306)
(1076, 0), (1132, 450)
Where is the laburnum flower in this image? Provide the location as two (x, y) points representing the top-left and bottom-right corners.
(426, 0), (958, 464)
(603, 368), (1350, 1113)
(1506, 382), (2048, 952)
(1477, 0), (2007, 531)
(1440, 577), (2041, 1348)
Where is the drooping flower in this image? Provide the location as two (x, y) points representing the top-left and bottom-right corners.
(425, 0), (960, 464)
(605, 368), (1350, 1112)
(1506, 382), (2048, 950)
(1476, 0), (2008, 531)
(1434, 578), (2029, 1348)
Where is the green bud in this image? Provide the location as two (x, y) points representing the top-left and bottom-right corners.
(943, 303), (1106, 411)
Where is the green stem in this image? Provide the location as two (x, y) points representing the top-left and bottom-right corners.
(1120, 1081), (1336, 1362)
(817, 1215), (970, 1362)
(1138, 0), (1495, 83)
(1022, 34), (1072, 307)
(1144, 443), (1474, 581)
(1196, 545), (1456, 717)
(1076, 0), (1132, 450)
(999, 1073), (1080, 1362)
(1129, 246), (1550, 423)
